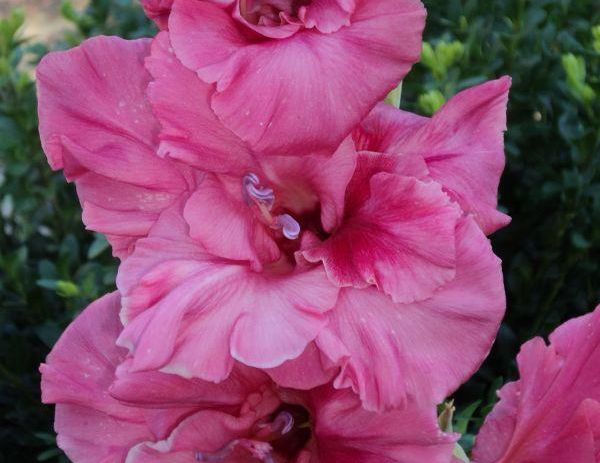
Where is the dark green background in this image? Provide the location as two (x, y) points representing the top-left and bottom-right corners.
(0, 0), (599, 460)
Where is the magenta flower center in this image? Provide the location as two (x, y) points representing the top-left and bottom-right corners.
(243, 173), (302, 240)
(196, 405), (311, 462)
(239, 0), (311, 26)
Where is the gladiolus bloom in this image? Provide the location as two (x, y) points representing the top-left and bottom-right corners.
(472, 306), (600, 463)
(41, 293), (459, 463)
(37, 31), (509, 412)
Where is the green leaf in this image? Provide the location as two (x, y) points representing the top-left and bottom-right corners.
(455, 400), (482, 434)
(87, 233), (110, 259)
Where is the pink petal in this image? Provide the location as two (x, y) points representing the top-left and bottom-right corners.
(169, 0), (425, 155)
(305, 173), (460, 303)
(40, 291), (278, 461)
(37, 36), (187, 258)
(126, 404), (277, 462)
(362, 78), (512, 235)
(260, 138), (357, 232)
(300, 0), (354, 33)
(146, 32), (254, 173)
(183, 174), (280, 268)
(111, 360), (268, 410)
(53, 404), (151, 463)
(117, 204), (339, 381)
(353, 103), (428, 152)
(307, 386), (458, 462)
(232, 0), (302, 39)
(264, 342), (338, 390)
(344, 150), (429, 211)
(472, 306), (600, 463)
(40, 293), (154, 461)
(316, 216), (506, 411)
(141, 0), (174, 29)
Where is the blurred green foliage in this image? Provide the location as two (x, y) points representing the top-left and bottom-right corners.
(0, 0), (599, 460)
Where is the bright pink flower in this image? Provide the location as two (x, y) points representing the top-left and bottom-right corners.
(38, 35), (508, 411)
(163, 0), (426, 156)
(472, 306), (600, 463)
(41, 292), (459, 463)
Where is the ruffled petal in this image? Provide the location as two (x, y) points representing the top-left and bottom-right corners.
(307, 386), (457, 463)
(146, 32), (254, 173)
(40, 293), (154, 462)
(472, 306), (600, 463)
(169, 0), (425, 155)
(300, 0), (354, 33)
(117, 204), (339, 382)
(53, 404), (151, 463)
(126, 401), (278, 463)
(305, 172), (460, 303)
(361, 78), (512, 234)
(40, 291), (277, 461)
(316, 217), (505, 411)
(232, 0), (303, 39)
(37, 36), (187, 258)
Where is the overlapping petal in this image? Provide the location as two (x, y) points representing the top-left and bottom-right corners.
(37, 36), (188, 258)
(357, 77), (512, 234)
(300, 0), (355, 33)
(41, 289), (457, 463)
(304, 171), (460, 303)
(315, 217), (506, 411)
(168, 0), (426, 155)
(146, 31), (255, 173)
(305, 386), (458, 463)
(472, 306), (600, 463)
(40, 293), (158, 463)
(116, 204), (339, 382)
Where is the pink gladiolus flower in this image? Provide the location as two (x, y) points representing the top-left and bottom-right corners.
(37, 33), (509, 412)
(41, 292), (459, 463)
(158, 0), (426, 156)
(472, 305), (600, 463)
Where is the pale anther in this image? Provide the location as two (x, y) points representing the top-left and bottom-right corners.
(275, 214), (301, 240)
(243, 173), (275, 209)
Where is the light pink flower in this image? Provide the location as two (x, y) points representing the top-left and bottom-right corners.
(37, 34), (509, 412)
(472, 305), (600, 463)
(162, 0), (426, 156)
(41, 292), (459, 463)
